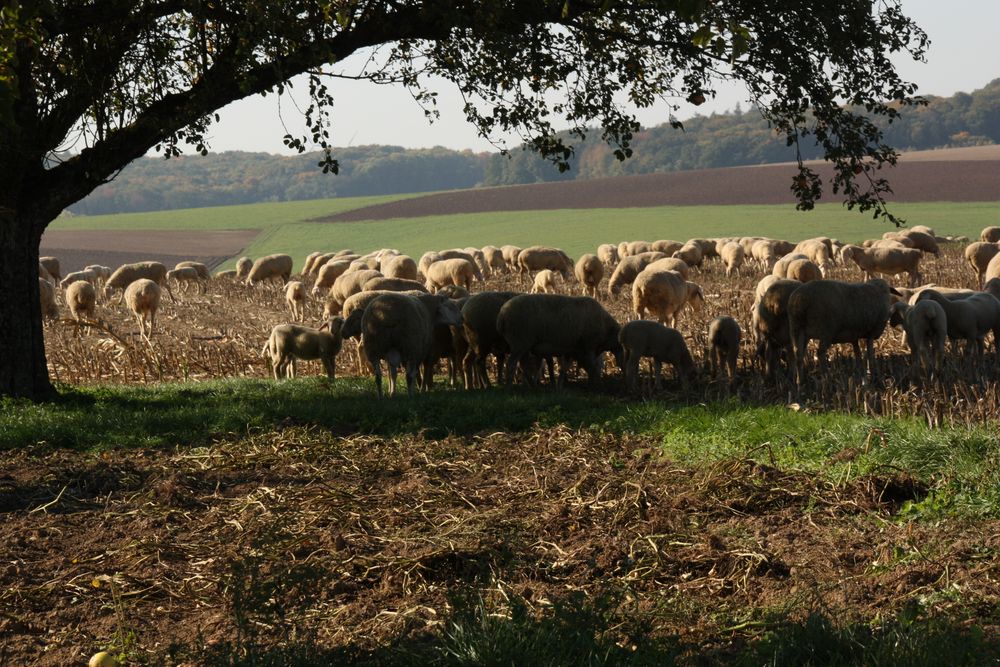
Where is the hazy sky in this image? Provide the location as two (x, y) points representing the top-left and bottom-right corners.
(206, 0), (1000, 155)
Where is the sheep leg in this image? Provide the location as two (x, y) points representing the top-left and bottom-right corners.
(405, 362), (420, 397)
(504, 353), (521, 388)
(322, 354), (335, 379)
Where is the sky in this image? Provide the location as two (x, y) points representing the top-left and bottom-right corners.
(205, 0), (1000, 155)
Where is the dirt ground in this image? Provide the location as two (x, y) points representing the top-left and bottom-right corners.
(2, 425), (998, 665)
(319, 159), (1000, 223)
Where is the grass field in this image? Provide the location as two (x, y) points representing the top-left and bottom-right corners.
(55, 198), (1000, 271)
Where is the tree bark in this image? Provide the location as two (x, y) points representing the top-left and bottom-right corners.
(0, 203), (54, 400)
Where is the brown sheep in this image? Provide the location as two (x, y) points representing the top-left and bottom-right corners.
(363, 277), (428, 293)
(311, 260), (352, 294)
(644, 257), (691, 280)
(981, 226), (1000, 243)
(785, 258), (822, 283)
(285, 280), (307, 320)
(841, 245), (923, 287)
(708, 316), (741, 382)
(425, 258), (477, 292)
(720, 242), (745, 277)
(517, 246), (574, 279)
(631, 269), (704, 328)
(246, 254), (293, 286)
(650, 240), (683, 256)
(381, 255), (419, 281)
(104, 261), (174, 303)
(329, 269), (383, 310)
(39, 278), (59, 320)
(596, 244), (619, 267)
(235, 256), (253, 279)
(124, 278), (161, 340)
(607, 252), (667, 295)
(618, 320), (695, 391)
(965, 242), (1000, 288)
(482, 246), (507, 274)
(39, 256), (61, 283)
(574, 254), (604, 298)
(671, 243), (703, 268)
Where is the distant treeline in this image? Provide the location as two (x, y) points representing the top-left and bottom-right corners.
(68, 79), (1000, 215)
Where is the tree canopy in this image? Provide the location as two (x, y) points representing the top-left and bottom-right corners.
(1, 0), (927, 398)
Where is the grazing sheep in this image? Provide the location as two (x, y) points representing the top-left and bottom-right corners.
(985, 251), (1000, 285)
(60, 269), (98, 290)
(913, 289), (1000, 361)
(618, 320), (695, 391)
(650, 240), (683, 256)
(425, 258), (478, 293)
(739, 236), (765, 257)
(625, 241), (651, 257)
(39, 262), (55, 285)
(708, 316), (741, 382)
(84, 264), (113, 286)
(631, 270), (704, 328)
(497, 294), (623, 387)
(381, 254), (419, 281)
(482, 246), (507, 274)
(437, 249), (484, 279)
(841, 245), (923, 286)
(644, 257), (691, 280)
(574, 254), (604, 298)
(597, 243), (619, 267)
(166, 266), (206, 294)
(890, 300), (947, 377)
(617, 241), (629, 259)
(785, 258), (823, 284)
(518, 246), (574, 279)
(462, 247), (490, 278)
(607, 252), (667, 295)
(312, 260), (352, 294)
(461, 291), (520, 389)
(787, 279), (896, 384)
(39, 256), (61, 283)
(794, 239), (833, 276)
(981, 226), (1000, 243)
(306, 252), (338, 275)
(750, 239), (781, 271)
(104, 261), (174, 303)
(215, 269), (238, 280)
(124, 278), (161, 340)
(235, 256), (253, 279)
(245, 253), (293, 286)
(910, 225), (936, 237)
(500, 245), (523, 272)
(720, 242), (745, 277)
(896, 230), (941, 257)
(771, 253), (809, 279)
(329, 269), (383, 311)
(531, 269), (561, 294)
(65, 280), (97, 322)
(262, 318), (345, 379)
(753, 275), (783, 302)
(39, 278), (59, 320)
(671, 243), (703, 268)
(865, 238), (913, 250)
(285, 280), (307, 320)
(363, 277), (428, 293)
(350, 256), (379, 272)
(418, 251), (442, 278)
(301, 251), (324, 276)
(752, 278), (801, 379)
(965, 242), (1000, 287)
(361, 292), (463, 397)
(174, 261), (211, 281)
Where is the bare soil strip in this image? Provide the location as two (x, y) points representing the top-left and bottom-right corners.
(318, 161), (1000, 223)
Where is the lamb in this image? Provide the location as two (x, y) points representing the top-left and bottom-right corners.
(785, 258), (822, 284)
(174, 261), (211, 281)
(965, 242), (1000, 287)
(618, 320), (695, 391)
(65, 280), (97, 322)
(631, 270), (704, 328)
(913, 289), (1000, 362)
(720, 242), (745, 277)
(574, 254), (604, 298)
(60, 269), (98, 290)
(889, 300), (947, 377)
(981, 226), (1000, 243)
(235, 257), (253, 279)
(787, 279), (896, 384)
(261, 318), (345, 379)
(597, 244), (619, 267)
(841, 245), (923, 286)
(708, 316), (741, 382)
(517, 246), (574, 279)
(245, 253), (293, 286)
(461, 291), (520, 389)
(500, 245), (523, 272)
(104, 261), (174, 303)
(606, 252), (667, 295)
(39, 256), (61, 283)
(124, 278), (161, 340)
(285, 280), (307, 320)
(166, 266), (206, 294)
(311, 260), (352, 294)
(425, 258), (478, 293)
(752, 278), (801, 379)
(363, 277), (428, 293)
(361, 292), (463, 397)
(381, 254), (419, 281)
(39, 278), (59, 320)
(531, 269), (561, 294)
(84, 265), (113, 286)
(482, 246), (507, 274)
(497, 294), (623, 387)
(671, 243), (703, 268)
(644, 257), (691, 280)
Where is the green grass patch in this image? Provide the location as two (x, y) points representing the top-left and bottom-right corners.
(5, 379), (1000, 517)
(237, 201), (1000, 262)
(50, 194), (417, 231)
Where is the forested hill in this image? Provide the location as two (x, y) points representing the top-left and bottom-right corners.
(68, 79), (1000, 216)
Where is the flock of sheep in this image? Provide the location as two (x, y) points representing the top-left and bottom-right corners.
(37, 223), (1000, 396)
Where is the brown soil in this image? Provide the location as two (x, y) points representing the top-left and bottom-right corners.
(3, 427), (997, 665)
(40, 229), (259, 273)
(319, 160), (1000, 223)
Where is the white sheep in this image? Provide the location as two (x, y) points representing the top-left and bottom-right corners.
(631, 269), (704, 328)
(60, 269), (98, 290)
(39, 278), (59, 320)
(245, 254), (292, 286)
(425, 258), (477, 292)
(285, 280), (307, 320)
(531, 269), (560, 294)
(618, 320), (695, 391)
(166, 266), (206, 294)
(720, 242), (745, 277)
(262, 318), (345, 379)
(964, 242), (1000, 288)
(841, 245), (923, 287)
(708, 316), (741, 382)
(124, 278), (161, 341)
(65, 280), (97, 322)
(890, 300), (947, 377)
(574, 254), (604, 298)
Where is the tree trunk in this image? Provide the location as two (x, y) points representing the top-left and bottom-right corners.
(0, 205), (55, 400)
